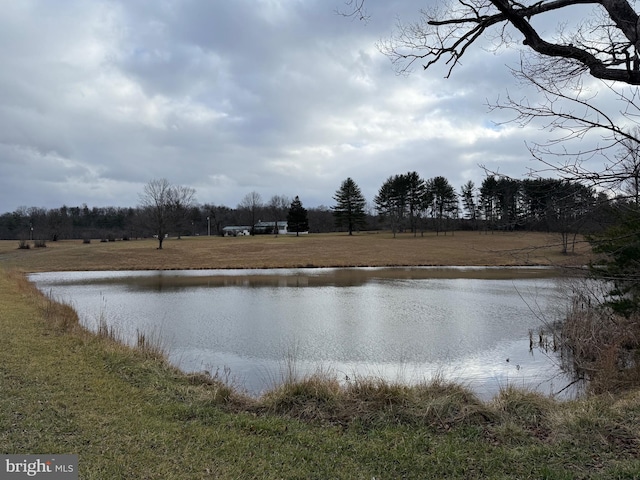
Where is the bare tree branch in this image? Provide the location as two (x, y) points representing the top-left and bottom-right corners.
(376, 0), (640, 83)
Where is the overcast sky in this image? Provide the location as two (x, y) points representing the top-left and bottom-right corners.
(0, 0), (602, 213)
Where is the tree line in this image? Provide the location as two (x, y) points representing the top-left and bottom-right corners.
(0, 195), (327, 244)
(333, 174), (617, 253)
(0, 173), (618, 248)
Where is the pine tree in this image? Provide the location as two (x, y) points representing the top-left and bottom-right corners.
(425, 176), (458, 235)
(332, 177), (367, 235)
(374, 175), (406, 237)
(286, 196), (309, 236)
(588, 204), (640, 316)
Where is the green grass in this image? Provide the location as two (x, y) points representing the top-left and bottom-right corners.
(2, 268), (640, 478)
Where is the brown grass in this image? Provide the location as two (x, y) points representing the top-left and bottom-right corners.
(0, 231), (591, 273)
(560, 291), (640, 393)
(258, 372), (494, 429)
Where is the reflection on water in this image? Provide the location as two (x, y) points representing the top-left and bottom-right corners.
(30, 267), (581, 400)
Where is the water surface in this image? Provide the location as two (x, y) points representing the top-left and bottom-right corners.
(31, 267), (578, 399)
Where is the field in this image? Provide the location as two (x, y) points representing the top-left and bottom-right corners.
(0, 230), (591, 272)
(3, 231), (640, 478)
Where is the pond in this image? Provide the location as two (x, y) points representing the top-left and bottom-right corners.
(30, 267), (581, 400)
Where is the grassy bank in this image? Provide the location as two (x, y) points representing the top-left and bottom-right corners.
(1, 269), (640, 478)
(2, 232), (639, 478)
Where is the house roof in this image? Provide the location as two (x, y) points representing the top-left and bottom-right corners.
(254, 221), (288, 227)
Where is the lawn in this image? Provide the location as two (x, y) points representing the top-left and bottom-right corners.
(0, 230), (591, 272)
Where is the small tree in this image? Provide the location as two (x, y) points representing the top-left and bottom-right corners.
(139, 178), (173, 249)
(238, 191), (263, 235)
(268, 194), (290, 236)
(287, 196), (309, 236)
(169, 185), (196, 239)
(139, 179), (197, 249)
(332, 177), (367, 235)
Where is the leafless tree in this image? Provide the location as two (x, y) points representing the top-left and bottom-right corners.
(139, 179), (196, 248)
(613, 127), (640, 204)
(347, 0), (640, 185)
(139, 178), (172, 249)
(238, 191), (263, 234)
(377, 0), (640, 83)
(168, 185), (197, 239)
(268, 194), (290, 236)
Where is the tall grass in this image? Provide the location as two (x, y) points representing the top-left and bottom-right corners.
(135, 327), (167, 360)
(260, 368), (495, 430)
(555, 278), (640, 393)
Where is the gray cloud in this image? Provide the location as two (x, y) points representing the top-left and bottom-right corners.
(0, 0), (609, 213)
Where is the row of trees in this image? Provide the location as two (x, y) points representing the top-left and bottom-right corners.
(2, 172), (611, 245)
(0, 193), (321, 245)
(330, 173), (615, 253)
(0, 173), (622, 248)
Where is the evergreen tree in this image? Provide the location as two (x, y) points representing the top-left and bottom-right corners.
(404, 171), (427, 235)
(460, 180), (478, 224)
(425, 176), (458, 235)
(374, 175), (405, 237)
(588, 203), (640, 316)
(480, 176), (499, 230)
(286, 196), (309, 236)
(332, 177), (367, 235)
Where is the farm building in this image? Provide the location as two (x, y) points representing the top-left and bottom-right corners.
(252, 221), (288, 235)
(222, 226), (251, 236)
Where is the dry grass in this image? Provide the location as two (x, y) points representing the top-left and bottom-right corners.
(560, 293), (640, 394)
(0, 231), (591, 273)
(259, 372), (494, 430)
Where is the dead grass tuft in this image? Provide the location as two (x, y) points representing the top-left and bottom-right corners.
(260, 373), (342, 422)
(398, 378), (496, 430)
(258, 373), (494, 430)
(492, 386), (554, 431)
(135, 328), (168, 361)
(553, 395), (640, 454)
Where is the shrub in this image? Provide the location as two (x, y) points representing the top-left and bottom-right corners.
(559, 282), (640, 393)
